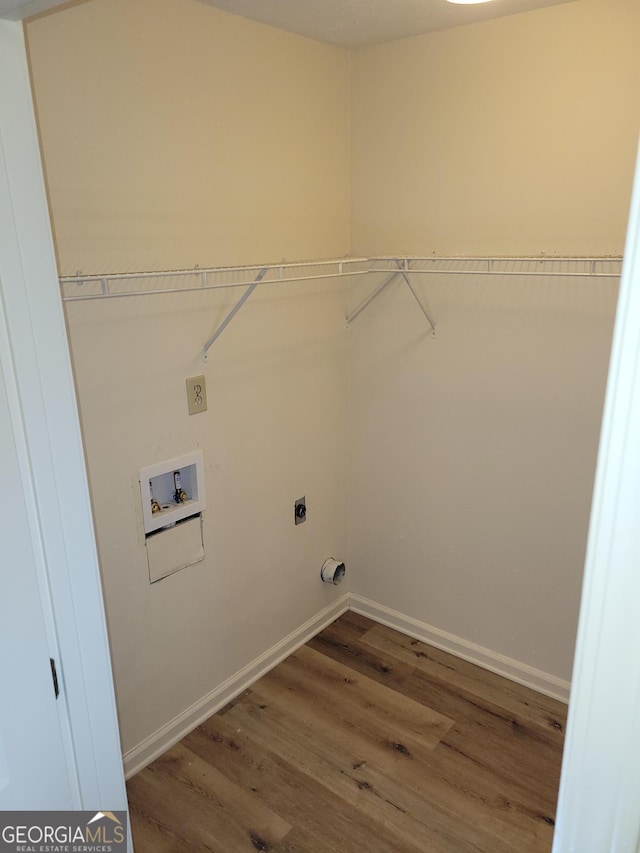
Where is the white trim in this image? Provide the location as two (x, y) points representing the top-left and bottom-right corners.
(552, 143), (640, 852)
(123, 594), (349, 778)
(124, 589), (570, 778)
(350, 594), (570, 703)
(0, 20), (127, 813)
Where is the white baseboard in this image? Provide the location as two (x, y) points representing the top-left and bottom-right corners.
(122, 593), (349, 778)
(349, 594), (570, 704)
(124, 590), (570, 777)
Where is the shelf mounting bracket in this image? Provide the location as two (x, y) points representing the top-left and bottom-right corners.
(396, 258), (437, 337)
(346, 259), (436, 336)
(203, 267), (268, 360)
(346, 270), (401, 325)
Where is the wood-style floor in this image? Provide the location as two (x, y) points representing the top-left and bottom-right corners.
(127, 612), (567, 852)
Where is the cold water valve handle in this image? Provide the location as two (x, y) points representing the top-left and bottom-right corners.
(173, 470), (187, 504)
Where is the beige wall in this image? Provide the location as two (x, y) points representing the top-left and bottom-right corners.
(350, 0), (640, 257)
(27, 0), (351, 755)
(26, 0), (637, 755)
(347, 269), (618, 681)
(347, 0), (638, 682)
(27, 0), (350, 275)
(65, 277), (349, 754)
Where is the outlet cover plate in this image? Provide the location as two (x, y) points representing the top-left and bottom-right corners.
(186, 375), (207, 415)
(295, 496), (306, 525)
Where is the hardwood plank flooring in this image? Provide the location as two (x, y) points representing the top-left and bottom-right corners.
(127, 613), (567, 852)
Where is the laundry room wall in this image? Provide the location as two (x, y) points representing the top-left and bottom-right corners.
(27, 0), (350, 275)
(27, 0), (351, 760)
(350, 0), (640, 258)
(347, 0), (639, 686)
(26, 0), (639, 759)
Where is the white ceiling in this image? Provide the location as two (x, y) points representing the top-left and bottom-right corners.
(197, 0), (578, 48)
(1, 0), (577, 45)
(0, 0), (68, 20)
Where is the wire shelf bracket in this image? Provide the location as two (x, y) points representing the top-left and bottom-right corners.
(346, 269), (400, 324)
(396, 258), (437, 337)
(346, 257), (437, 336)
(202, 267), (267, 360)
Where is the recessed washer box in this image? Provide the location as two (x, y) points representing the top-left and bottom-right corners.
(140, 449), (206, 535)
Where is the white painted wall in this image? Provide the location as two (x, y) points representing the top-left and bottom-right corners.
(346, 0), (639, 686)
(25, 0), (639, 766)
(350, 0), (640, 258)
(65, 278), (349, 756)
(347, 270), (618, 684)
(26, 0), (351, 758)
(26, 0), (350, 275)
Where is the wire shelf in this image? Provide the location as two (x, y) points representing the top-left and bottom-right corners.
(59, 255), (623, 358)
(371, 256), (623, 279)
(59, 258), (371, 302)
(60, 255), (623, 303)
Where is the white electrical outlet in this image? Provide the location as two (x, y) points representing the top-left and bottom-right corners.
(186, 375), (207, 415)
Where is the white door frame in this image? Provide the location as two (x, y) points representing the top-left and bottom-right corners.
(552, 141), (640, 852)
(0, 18), (127, 812)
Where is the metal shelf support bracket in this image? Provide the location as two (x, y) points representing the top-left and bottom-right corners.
(396, 258), (437, 337)
(345, 258), (437, 336)
(346, 270), (400, 325)
(203, 267), (268, 360)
